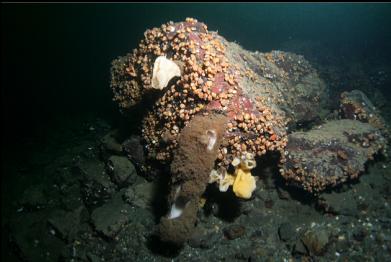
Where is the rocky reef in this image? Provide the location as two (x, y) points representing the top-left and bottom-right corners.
(110, 18), (388, 245)
(340, 89), (389, 136)
(280, 119), (386, 192)
(110, 18), (329, 168)
(3, 18), (391, 262)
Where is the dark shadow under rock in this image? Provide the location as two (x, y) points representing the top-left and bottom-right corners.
(145, 233), (182, 258)
(203, 184), (242, 223)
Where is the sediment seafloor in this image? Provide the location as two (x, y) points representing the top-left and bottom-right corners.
(2, 19), (391, 262)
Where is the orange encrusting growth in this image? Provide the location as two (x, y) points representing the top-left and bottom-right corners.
(111, 18), (287, 171)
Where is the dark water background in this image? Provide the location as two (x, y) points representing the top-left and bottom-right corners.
(2, 3), (391, 147)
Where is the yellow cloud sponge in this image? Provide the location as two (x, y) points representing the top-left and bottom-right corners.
(209, 153), (257, 199)
(232, 168), (256, 199)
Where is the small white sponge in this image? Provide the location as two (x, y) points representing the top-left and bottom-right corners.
(151, 56), (181, 90)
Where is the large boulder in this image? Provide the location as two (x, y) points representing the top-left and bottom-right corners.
(280, 119), (386, 192)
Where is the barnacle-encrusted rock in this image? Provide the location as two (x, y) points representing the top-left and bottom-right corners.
(340, 89), (389, 136)
(110, 55), (142, 109)
(110, 18), (387, 244)
(280, 119), (386, 193)
(110, 18), (329, 172)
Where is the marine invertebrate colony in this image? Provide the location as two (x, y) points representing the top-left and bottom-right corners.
(280, 120), (386, 192)
(111, 18), (291, 170)
(209, 153), (257, 199)
(110, 18), (387, 245)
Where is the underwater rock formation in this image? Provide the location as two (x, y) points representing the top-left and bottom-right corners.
(111, 18), (330, 168)
(340, 89), (389, 136)
(110, 18), (387, 244)
(280, 120), (386, 192)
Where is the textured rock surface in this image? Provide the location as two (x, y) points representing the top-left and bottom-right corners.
(90, 192), (132, 239)
(3, 113), (390, 262)
(110, 19), (387, 195)
(99, 130), (123, 159)
(108, 18), (388, 247)
(110, 18), (329, 173)
(76, 160), (117, 207)
(4, 18), (391, 262)
(340, 89), (389, 135)
(281, 119), (386, 192)
(47, 206), (88, 242)
(301, 229), (330, 255)
(223, 224), (246, 240)
(107, 155), (137, 186)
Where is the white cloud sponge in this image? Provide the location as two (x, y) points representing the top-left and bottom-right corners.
(151, 56), (181, 90)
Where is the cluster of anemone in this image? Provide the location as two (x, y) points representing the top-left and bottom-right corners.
(111, 17), (288, 179)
